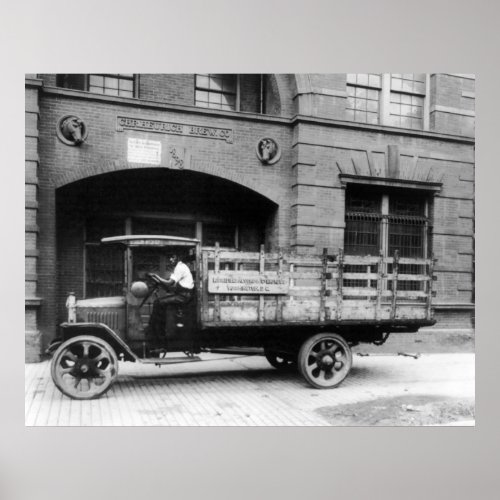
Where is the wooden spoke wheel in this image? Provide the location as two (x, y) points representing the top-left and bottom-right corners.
(51, 335), (118, 400)
(264, 348), (297, 370)
(298, 333), (352, 389)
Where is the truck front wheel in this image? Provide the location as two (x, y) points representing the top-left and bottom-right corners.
(298, 333), (352, 389)
(51, 335), (119, 400)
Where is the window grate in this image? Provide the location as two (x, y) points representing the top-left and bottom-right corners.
(345, 212), (381, 256)
(85, 245), (124, 298)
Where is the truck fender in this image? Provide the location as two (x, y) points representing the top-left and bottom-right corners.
(58, 322), (138, 362)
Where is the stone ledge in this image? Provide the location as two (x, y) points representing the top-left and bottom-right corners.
(294, 115), (475, 144)
(430, 104), (475, 117)
(25, 78), (43, 88)
(25, 297), (42, 307)
(433, 303), (474, 311)
(42, 86), (291, 125)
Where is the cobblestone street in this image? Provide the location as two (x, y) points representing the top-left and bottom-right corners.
(25, 352), (475, 426)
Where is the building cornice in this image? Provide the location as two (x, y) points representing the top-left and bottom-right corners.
(292, 115), (475, 145)
(339, 173), (443, 192)
(433, 303), (475, 311)
(25, 78), (43, 89)
(41, 86), (291, 125)
(39, 86), (475, 145)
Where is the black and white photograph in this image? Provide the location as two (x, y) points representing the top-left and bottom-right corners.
(4, 0), (500, 499)
(24, 72), (475, 426)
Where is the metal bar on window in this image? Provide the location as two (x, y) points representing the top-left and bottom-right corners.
(390, 250), (399, 319)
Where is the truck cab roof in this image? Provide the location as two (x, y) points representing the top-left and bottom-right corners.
(101, 235), (200, 247)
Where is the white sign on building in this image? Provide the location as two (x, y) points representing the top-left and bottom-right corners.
(127, 138), (162, 165)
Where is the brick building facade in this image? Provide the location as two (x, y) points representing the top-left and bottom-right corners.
(25, 74), (475, 362)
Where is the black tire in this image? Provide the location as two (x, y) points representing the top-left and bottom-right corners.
(264, 348), (297, 370)
(51, 335), (119, 400)
(298, 333), (352, 389)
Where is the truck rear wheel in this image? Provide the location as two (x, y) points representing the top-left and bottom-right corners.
(51, 335), (119, 400)
(298, 333), (352, 389)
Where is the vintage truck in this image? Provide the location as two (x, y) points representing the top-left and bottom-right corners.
(48, 235), (436, 399)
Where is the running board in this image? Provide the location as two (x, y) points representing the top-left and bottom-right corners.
(202, 347), (264, 356)
(140, 356), (202, 365)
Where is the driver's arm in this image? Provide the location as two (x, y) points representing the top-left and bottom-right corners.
(150, 274), (175, 290)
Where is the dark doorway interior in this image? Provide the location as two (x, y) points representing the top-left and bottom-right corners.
(56, 168), (277, 321)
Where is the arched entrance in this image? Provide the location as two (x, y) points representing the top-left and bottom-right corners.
(55, 168), (278, 321)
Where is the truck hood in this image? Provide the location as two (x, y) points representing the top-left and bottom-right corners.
(76, 296), (125, 308)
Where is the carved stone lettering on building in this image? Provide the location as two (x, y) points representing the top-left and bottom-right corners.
(117, 116), (233, 143)
(208, 271), (289, 295)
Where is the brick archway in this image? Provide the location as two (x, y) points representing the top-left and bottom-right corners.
(54, 160), (280, 206)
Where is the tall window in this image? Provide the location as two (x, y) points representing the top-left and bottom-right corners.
(203, 223), (237, 247)
(345, 187), (429, 258)
(56, 74), (135, 98)
(346, 74), (381, 124)
(345, 73), (427, 130)
(195, 74), (237, 111)
(388, 74), (426, 129)
(344, 187), (431, 291)
(85, 217), (125, 298)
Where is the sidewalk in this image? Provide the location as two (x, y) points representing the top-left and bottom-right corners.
(25, 352), (475, 426)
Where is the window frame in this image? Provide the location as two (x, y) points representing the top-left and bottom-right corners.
(344, 187), (432, 293)
(346, 73), (382, 125)
(194, 74), (240, 111)
(344, 188), (431, 260)
(56, 74), (138, 98)
(346, 73), (430, 131)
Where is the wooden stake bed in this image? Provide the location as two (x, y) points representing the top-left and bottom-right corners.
(199, 245), (436, 329)
(51, 237), (438, 399)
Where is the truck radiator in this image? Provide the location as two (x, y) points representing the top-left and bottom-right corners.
(85, 310), (121, 331)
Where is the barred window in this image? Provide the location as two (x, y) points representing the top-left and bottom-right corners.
(345, 189), (381, 255)
(85, 245), (124, 298)
(345, 188), (428, 258)
(344, 188), (430, 292)
(344, 214), (381, 256)
(195, 74), (237, 111)
(85, 217), (125, 298)
(203, 223), (237, 248)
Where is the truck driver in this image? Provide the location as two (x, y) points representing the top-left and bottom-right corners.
(146, 253), (194, 339)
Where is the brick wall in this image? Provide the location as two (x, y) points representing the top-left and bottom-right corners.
(37, 74), (293, 119)
(430, 74), (475, 137)
(289, 118), (474, 329)
(139, 74), (194, 104)
(35, 87), (294, 346)
(25, 79), (42, 362)
(27, 74), (475, 360)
